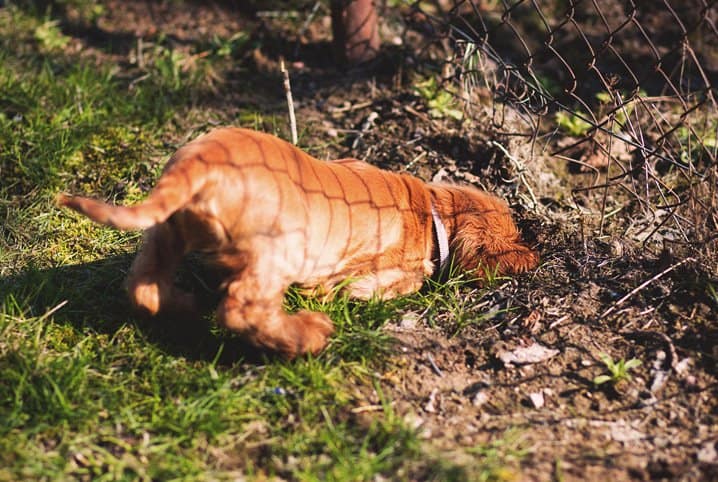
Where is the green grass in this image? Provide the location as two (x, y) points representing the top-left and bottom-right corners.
(0, 4), (526, 480)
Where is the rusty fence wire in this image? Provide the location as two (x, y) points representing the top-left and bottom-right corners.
(410, 0), (717, 258)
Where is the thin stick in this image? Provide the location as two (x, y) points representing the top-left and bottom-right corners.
(600, 257), (693, 319)
(294, 1), (322, 57)
(38, 300), (68, 322)
(137, 37), (144, 68)
(427, 353), (444, 377)
(351, 403), (392, 414)
(280, 59), (298, 145)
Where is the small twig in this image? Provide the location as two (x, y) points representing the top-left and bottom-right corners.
(137, 37), (144, 68)
(300, 2), (322, 36)
(403, 105), (430, 121)
(280, 59), (297, 145)
(329, 100), (374, 115)
(182, 50), (210, 68)
(426, 353), (444, 377)
(403, 151), (427, 171)
(38, 300), (68, 322)
(601, 257), (693, 319)
(351, 111), (379, 149)
(323, 127), (360, 135)
(256, 10), (300, 19)
(294, 1), (322, 57)
(548, 314), (570, 329)
(128, 73), (150, 90)
(351, 403), (392, 414)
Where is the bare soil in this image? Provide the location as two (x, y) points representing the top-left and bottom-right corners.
(52, 1), (718, 480)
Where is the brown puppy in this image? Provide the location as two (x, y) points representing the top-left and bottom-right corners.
(58, 127), (538, 357)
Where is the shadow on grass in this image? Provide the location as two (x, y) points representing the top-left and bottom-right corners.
(0, 255), (270, 365)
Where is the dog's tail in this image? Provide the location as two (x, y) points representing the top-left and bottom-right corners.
(57, 162), (205, 231)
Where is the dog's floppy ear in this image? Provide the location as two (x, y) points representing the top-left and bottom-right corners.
(441, 185), (538, 277)
(451, 218), (538, 276)
(452, 227), (538, 276)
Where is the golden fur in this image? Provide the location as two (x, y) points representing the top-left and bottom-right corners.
(58, 127), (538, 357)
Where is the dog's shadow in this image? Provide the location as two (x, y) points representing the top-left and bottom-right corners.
(1, 254), (268, 365)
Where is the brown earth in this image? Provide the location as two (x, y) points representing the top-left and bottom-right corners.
(45, 1), (718, 480)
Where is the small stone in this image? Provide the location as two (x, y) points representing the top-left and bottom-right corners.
(675, 357), (692, 374)
(399, 312), (420, 330)
(609, 421), (644, 443)
(650, 370), (669, 393)
(697, 441), (718, 463)
(497, 342), (559, 366)
(424, 388), (439, 413)
(404, 413), (424, 431)
(472, 390), (489, 408)
(529, 391), (545, 409)
(653, 436), (668, 448)
(432, 167), (449, 183)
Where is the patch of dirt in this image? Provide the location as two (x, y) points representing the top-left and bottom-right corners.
(47, 2), (718, 480)
(381, 258), (718, 481)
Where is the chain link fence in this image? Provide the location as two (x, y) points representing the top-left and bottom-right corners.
(408, 0), (717, 260)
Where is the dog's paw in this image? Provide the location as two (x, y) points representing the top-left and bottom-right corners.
(128, 281), (198, 318)
(129, 282), (161, 316)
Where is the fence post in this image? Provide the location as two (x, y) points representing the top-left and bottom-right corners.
(331, 0), (380, 65)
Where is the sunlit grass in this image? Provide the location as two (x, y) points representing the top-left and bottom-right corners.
(0, 4), (526, 480)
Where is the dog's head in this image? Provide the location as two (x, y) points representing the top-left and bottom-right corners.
(431, 184), (538, 278)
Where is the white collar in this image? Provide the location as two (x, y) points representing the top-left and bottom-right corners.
(431, 203), (450, 276)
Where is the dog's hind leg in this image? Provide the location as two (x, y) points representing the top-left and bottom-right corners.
(216, 271), (334, 358)
(126, 222), (196, 316)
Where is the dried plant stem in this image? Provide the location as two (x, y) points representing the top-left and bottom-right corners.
(600, 257), (693, 319)
(427, 353), (444, 377)
(38, 300), (68, 322)
(280, 59), (298, 145)
(489, 140), (538, 209)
